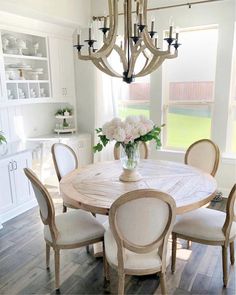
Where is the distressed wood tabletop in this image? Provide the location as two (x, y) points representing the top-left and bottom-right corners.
(60, 160), (217, 215)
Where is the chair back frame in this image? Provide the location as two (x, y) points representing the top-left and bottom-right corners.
(51, 143), (78, 182)
(24, 168), (59, 244)
(109, 189), (176, 272)
(113, 142), (149, 160)
(222, 184), (236, 245)
(184, 139), (220, 176)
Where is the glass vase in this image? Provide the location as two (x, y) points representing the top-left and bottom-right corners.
(119, 142), (142, 182)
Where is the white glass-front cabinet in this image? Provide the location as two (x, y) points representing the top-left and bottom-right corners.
(0, 30), (51, 102)
(0, 151), (35, 224)
(48, 37), (75, 100)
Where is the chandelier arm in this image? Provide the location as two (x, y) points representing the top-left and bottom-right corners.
(135, 55), (164, 77)
(78, 0), (118, 60)
(113, 44), (128, 71)
(142, 0), (173, 56)
(92, 59), (122, 77)
(127, 44), (146, 77)
(97, 57), (123, 77)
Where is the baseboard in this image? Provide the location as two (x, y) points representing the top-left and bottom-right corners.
(0, 199), (38, 228)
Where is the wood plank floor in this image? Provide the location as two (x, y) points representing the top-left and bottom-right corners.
(0, 192), (235, 295)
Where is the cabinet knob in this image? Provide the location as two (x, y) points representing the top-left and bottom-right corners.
(13, 161), (17, 170)
(8, 161), (13, 172)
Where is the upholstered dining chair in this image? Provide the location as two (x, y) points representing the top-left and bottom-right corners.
(172, 184), (236, 287)
(104, 189), (176, 295)
(24, 168), (105, 291)
(51, 143), (78, 213)
(113, 141), (149, 160)
(184, 139), (220, 248)
(185, 139), (220, 176)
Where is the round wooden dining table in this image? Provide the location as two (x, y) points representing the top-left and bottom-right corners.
(60, 159), (217, 215)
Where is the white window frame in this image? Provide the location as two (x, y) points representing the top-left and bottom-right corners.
(162, 25), (218, 151)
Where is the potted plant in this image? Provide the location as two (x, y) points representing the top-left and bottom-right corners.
(0, 131), (7, 155)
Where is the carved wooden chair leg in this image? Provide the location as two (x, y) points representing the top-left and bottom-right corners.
(103, 242), (110, 281)
(46, 243), (50, 269)
(160, 272), (167, 295)
(54, 249), (60, 291)
(222, 245), (228, 287)
(86, 245), (90, 253)
(230, 241), (235, 265)
(171, 233), (177, 274)
(187, 240), (191, 249)
(62, 204), (67, 213)
(118, 272), (125, 295)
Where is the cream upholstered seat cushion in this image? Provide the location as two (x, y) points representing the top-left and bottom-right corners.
(173, 208), (236, 241)
(104, 227), (171, 271)
(44, 210), (105, 245)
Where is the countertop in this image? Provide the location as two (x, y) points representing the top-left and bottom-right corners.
(27, 132), (91, 142)
(0, 141), (41, 160)
(0, 133), (91, 160)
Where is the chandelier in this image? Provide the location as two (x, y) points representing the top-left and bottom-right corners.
(74, 0), (181, 84)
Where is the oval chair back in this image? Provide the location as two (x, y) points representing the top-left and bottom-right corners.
(113, 142), (149, 160)
(223, 184), (236, 243)
(51, 143), (78, 181)
(185, 139), (220, 176)
(109, 189), (176, 271)
(24, 168), (58, 243)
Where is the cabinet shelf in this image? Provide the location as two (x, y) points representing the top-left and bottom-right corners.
(3, 54), (47, 61)
(54, 128), (76, 134)
(6, 80), (49, 83)
(55, 115), (73, 119)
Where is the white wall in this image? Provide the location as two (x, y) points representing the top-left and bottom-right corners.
(0, 0), (91, 27)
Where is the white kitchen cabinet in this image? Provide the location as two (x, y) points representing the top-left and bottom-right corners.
(29, 133), (92, 186)
(48, 37), (75, 100)
(0, 151), (35, 225)
(13, 152), (32, 204)
(0, 158), (15, 214)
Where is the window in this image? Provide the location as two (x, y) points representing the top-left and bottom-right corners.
(117, 76), (150, 119)
(228, 23), (236, 153)
(162, 27), (218, 149)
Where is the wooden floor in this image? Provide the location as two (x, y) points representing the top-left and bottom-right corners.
(0, 193), (235, 295)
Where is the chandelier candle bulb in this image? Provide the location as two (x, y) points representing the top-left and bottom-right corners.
(151, 19), (155, 32)
(139, 13), (143, 25)
(176, 32), (179, 42)
(134, 23), (137, 37)
(169, 25), (173, 39)
(77, 34), (80, 45)
(89, 28), (91, 40)
(104, 16), (107, 28)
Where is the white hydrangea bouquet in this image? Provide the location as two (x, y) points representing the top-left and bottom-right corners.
(93, 116), (164, 181)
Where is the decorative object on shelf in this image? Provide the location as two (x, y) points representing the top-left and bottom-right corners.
(0, 131), (7, 155)
(55, 107), (73, 117)
(7, 89), (14, 99)
(18, 88), (26, 99)
(30, 88), (37, 98)
(33, 42), (39, 56)
(16, 39), (27, 55)
(29, 69), (43, 80)
(74, 0), (181, 84)
(93, 116), (164, 182)
(40, 88), (46, 97)
(54, 107), (76, 134)
(2, 37), (9, 52)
